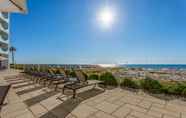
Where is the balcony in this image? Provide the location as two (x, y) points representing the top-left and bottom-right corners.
(0, 29), (8, 42)
(0, 47), (8, 55)
(1, 12), (9, 19)
(0, 18), (8, 30)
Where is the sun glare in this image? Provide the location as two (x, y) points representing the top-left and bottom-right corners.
(97, 6), (116, 29)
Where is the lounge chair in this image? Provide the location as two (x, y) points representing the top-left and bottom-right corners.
(62, 70), (104, 98)
(49, 69), (72, 91)
(0, 83), (11, 112)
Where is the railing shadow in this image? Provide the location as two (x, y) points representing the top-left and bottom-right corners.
(24, 91), (58, 107)
(39, 88), (104, 118)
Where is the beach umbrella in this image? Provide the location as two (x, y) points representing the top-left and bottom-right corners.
(0, 0), (27, 13)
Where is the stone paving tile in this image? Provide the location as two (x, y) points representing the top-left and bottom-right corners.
(29, 104), (48, 117)
(124, 104), (147, 113)
(163, 115), (178, 118)
(1, 102), (27, 115)
(15, 112), (35, 118)
(130, 111), (156, 118)
(19, 93), (33, 101)
(95, 101), (120, 114)
(150, 106), (180, 118)
(119, 96), (142, 106)
(138, 100), (152, 109)
(144, 96), (166, 105)
(71, 104), (98, 118)
(65, 113), (77, 118)
(111, 98), (126, 106)
(147, 109), (163, 118)
(106, 95), (124, 104)
(112, 105), (132, 118)
(166, 102), (186, 113)
(152, 102), (166, 109)
(181, 112), (186, 118)
(126, 115), (136, 118)
(1, 109), (32, 118)
(94, 111), (115, 118)
(40, 94), (62, 111)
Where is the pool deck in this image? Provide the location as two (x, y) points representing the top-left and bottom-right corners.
(0, 69), (186, 118)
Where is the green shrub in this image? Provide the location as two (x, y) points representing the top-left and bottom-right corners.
(160, 84), (170, 94)
(82, 72), (88, 80)
(168, 83), (186, 95)
(167, 85), (178, 95)
(64, 69), (71, 77)
(54, 68), (62, 74)
(182, 88), (186, 97)
(121, 78), (139, 89)
(88, 74), (99, 80)
(69, 71), (77, 77)
(174, 84), (186, 95)
(100, 72), (118, 86)
(140, 77), (162, 93)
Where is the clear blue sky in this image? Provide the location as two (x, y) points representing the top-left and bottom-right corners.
(10, 0), (186, 64)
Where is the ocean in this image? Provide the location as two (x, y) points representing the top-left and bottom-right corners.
(120, 64), (186, 70)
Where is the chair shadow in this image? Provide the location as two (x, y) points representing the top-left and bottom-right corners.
(16, 86), (44, 95)
(24, 91), (58, 107)
(39, 88), (104, 118)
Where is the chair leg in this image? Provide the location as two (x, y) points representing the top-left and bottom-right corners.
(62, 87), (65, 94)
(54, 84), (58, 91)
(73, 89), (76, 99)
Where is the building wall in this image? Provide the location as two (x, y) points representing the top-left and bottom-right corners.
(0, 12), (9, 69)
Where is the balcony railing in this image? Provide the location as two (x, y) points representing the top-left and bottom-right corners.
(1, 47), (8, 52)
(0, 47), (8, 55)
(0, 18), (8, 30)
(1, 12), (9, 19)
(0, 30), (8, 41)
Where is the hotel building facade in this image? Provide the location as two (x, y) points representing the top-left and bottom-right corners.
(0, 12), (9, 69)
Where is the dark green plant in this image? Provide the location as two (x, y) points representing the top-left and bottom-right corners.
(182, 88), (186, 97)
(54, 68), (61, 74)
(160, 84), (170, 94)
(69, 71), (77, 77)
(88, 74), (99, 80)
(100, 72), (118, 86)
(140, 77), (162, 93)
(121, 78), (139, 89)
(82, 72), (88, 80)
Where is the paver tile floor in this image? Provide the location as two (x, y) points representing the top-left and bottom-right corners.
(1, 70), (186, 118)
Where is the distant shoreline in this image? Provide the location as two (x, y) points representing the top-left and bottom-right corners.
(13, 64), (186, 70)
(120, 64), (186, 70)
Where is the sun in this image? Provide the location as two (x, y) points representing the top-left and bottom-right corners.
(97, 6), (115, 28)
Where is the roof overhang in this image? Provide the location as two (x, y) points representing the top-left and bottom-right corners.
(0, 0), (27, 13)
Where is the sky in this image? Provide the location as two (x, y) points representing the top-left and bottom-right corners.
(10, 0), (186, 64)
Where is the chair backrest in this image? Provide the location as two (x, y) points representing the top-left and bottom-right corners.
(0, 84), (11, 107)
(75, 70), (87, 83)
(59, 69), (68, 78)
